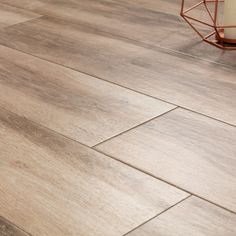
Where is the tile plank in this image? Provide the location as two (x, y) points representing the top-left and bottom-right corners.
(127, 197), (236, 236)
(0, 17), (235, 125)
(0, 108), (188, 236)
(0, 45), (173, 146)
(0, 217), (30, 236)
(0, 3), (41, 28)
(96, 108), (236, 212)
(0, 0), (182, 17)
(0, 0), (235, 66)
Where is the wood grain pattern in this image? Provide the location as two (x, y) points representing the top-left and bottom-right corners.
(0, 0), (183, 17)
(0, 45), (173, 146)
(0, 3), (40, 28)
(96, 108), (236, 212)
(0, 217), (30, 236)
(0, 107), (188, 236)
(0, 0), (235, 66)
(127, 197), (236, 236)
(0, 17), (235, 125)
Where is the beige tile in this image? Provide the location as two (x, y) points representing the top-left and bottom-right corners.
(0, 17), (235, 125)
(0, 217), (30, 236)
(0, 3), (40, 28)
(0, 108), (187, 236)
(128, 197), (236, 236)
(0, 45), (173, 146)
(0, 0), (235, 66)
(96, 108), (236, 212)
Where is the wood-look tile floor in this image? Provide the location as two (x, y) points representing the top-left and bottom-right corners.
(0, 1), (235, 235)
(0, 3), (41, 29)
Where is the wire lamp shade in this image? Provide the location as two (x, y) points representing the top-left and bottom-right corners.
(181, 0), (236, 49)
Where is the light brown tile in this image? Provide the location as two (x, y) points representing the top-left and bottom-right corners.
(0, 3), (40, 28)
(127, 197), (236, 236)
(0, 17), (235, 125)
(0, 0), (235, 66)
(0, 45), (173, 146)
(96, 108), (236, 212)
(0, 0), (182, 17)
(0, 217), (30, 236)
(0, 108), (188, 236)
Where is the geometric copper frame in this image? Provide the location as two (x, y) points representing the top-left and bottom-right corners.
(181, 0), (236, 49)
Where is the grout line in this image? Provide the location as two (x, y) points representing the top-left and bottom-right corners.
(0, 45), (176, 106)
(70, 20), (235, 70)
(0, 215), (33, 236)
(0, 2), (44, 30)
(2, 16), (44, 30)
(95, 148), (236, 215)
(0, 2), (235, 70)
(92, 106), (178, 148)
(178, 106), (236, 128)
(0, 43), (235, 130)
(122, 195), (192, 236)
(0, 105), (235, 216)
(103, 32), (236, 70)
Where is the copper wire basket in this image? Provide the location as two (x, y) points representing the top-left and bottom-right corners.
(181, 0), (236, 49)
